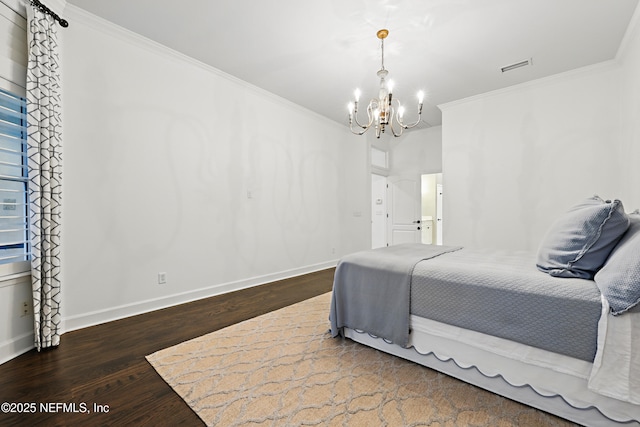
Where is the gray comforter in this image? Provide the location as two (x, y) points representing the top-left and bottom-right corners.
(410, 248), (603, 361)
(330, 243), (462, 347)
(330, 245), (604, 361)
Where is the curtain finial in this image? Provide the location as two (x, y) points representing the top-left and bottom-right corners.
(29, 0), (69, 28)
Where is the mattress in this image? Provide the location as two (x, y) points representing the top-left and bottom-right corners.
(410, 248), (603, 361)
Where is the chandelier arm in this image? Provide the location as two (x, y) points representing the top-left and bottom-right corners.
(349, 123), (369, 135)
(349, 113), (368, 133)
(397, 114), (423, 129)
(395, 99), (424, 129)
(349, 112), (369, 131)
(388, 105), (403, 137)
(353, 99), (377, 129)
(351, 102), (366, 130)
(389, 120), (403, 137)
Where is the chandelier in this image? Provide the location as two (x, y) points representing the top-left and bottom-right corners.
(348, 29), (424, 138)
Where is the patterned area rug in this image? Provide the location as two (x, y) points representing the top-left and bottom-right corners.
(146, 293), (575, 426)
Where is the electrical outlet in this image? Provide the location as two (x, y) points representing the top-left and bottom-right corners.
(158, 272), (167, 284)
(21, 300), (31, 317)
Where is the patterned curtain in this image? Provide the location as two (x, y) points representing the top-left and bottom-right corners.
(26, 4), (63, 351)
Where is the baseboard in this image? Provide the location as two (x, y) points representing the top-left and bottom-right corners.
(62, 260), (338, 334)
(0, 332), (34, 366)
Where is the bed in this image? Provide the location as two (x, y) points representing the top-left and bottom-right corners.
(330, 197), (640, 427)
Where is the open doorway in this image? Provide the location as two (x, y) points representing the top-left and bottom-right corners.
(421, 173), (443, 245)
(370, 172), (443, 248)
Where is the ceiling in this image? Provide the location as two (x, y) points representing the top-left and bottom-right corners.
(65, 0), (639, 129)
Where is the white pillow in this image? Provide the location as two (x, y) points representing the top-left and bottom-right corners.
(595, 211), (640, 315)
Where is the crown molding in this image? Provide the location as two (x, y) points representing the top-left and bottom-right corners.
(616, 1), (640, 63)
(438, 59), (619, 112)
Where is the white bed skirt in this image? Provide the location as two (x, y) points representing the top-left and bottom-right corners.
(342, 315), (640, 427)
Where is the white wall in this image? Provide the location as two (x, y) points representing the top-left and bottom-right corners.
(0, 276), (32, 364)
(59, 6), (369, 331)
(375, 126), (443, 177)
(440, 5), (640, 253)
(618, 8), (640, 210)
(440, 1), (640, 254)
(441, 62), (625, 251)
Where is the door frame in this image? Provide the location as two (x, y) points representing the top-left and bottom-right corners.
(371, 173), (387, 248)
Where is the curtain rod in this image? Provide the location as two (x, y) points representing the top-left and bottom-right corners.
(30, 0), (69, 27)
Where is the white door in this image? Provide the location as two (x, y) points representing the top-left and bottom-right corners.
(436, 184), (443, 245)
(388, 176), (422, 245)
(371, 174), (387, 249)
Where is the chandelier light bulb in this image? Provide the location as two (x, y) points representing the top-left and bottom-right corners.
(354, 88), (361, 102)
(417, 91), (425, 104)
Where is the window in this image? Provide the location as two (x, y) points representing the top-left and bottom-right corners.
(0, 87), (29, 272)
(371, 146), (389, 172)
(0, 0), (30, 278)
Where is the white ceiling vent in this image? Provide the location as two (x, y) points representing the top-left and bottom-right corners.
(501, 58), (532, 73)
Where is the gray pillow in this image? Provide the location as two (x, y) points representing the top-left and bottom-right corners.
(595, 212), (640, 315)
(536, 196), (630, 279)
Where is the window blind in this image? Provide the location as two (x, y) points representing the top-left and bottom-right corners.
(0, 87), (29, 265)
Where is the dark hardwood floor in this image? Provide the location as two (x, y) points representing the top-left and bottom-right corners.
(0, 268), (335, 426)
